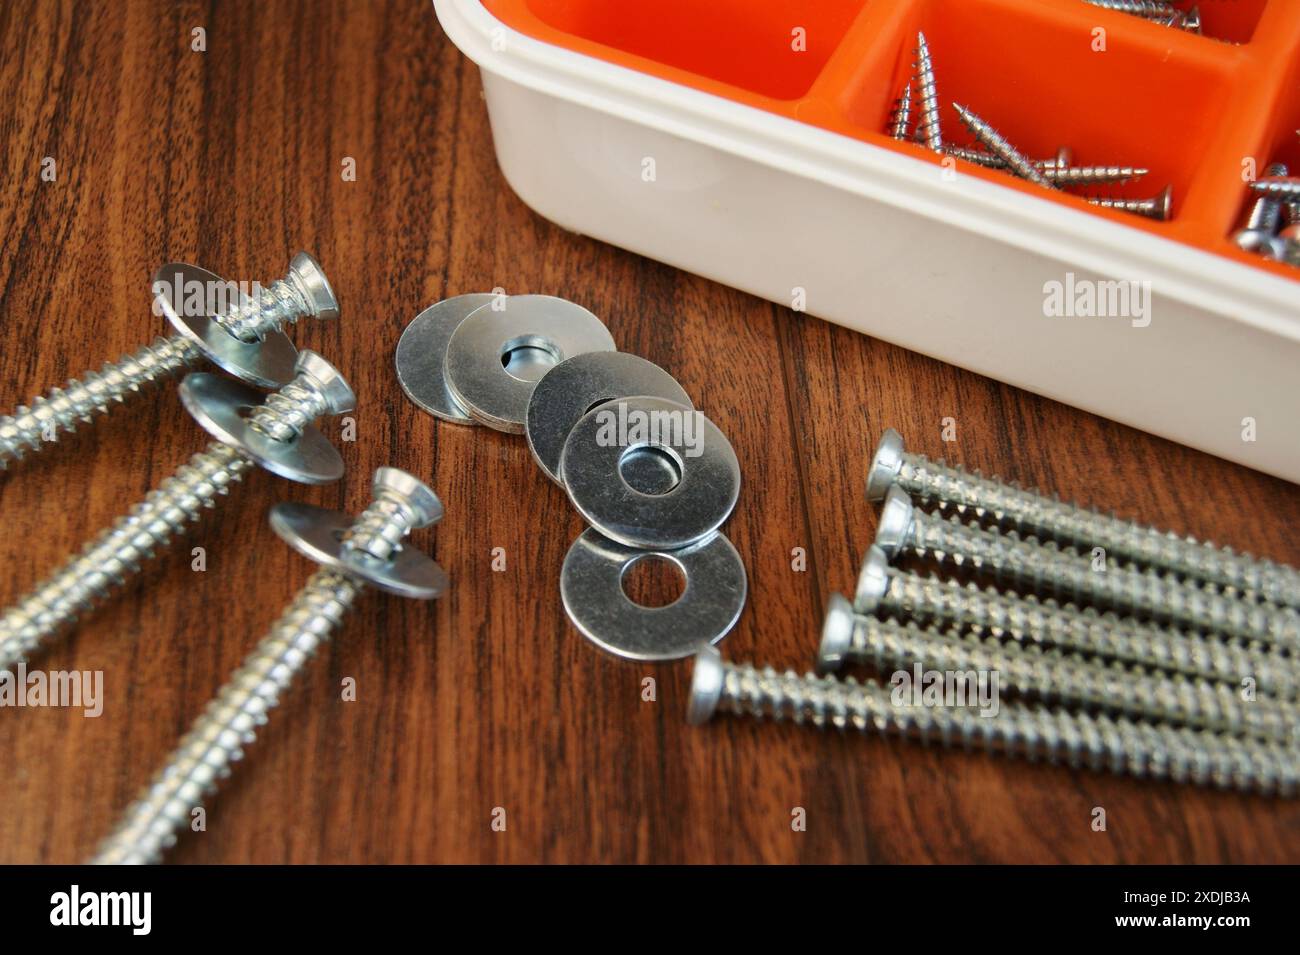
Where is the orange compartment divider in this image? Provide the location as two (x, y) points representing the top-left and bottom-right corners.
(482, 0), (1300, 282)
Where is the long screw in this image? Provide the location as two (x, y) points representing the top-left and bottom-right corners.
(1236, 163), (1289, 256)
(1081, 0), (1178, 19)
(952, 104), (1056, 189)
(851, 545), (1300, 699)
(1088, 186), (1174, 221)
(0, 353), (353, 676)
(1249, 177), (1300, 201)
(0, 253), (335, 470)
(945, 148), (1148, 185)
(866, 428), (1300, 609)
(889, 82), (913, 142)
(913, 33), (943, 153)
(874, 486), (1300, 649)
(688, 648), (1299, 795)
(90, 470), (446, 864)
(818, 594), (1299, 745)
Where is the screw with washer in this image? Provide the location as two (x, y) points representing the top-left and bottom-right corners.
(851, 545), (1300, 699)
(873, 485), (1300, 649)
(818, 593), (1300, 744)
(90, 467), (448, 864)
(0, 351), (355, 677)
(688, 647), (1299, 795)
(0, 252), (338, 471)
(866, 428), (1300, 609)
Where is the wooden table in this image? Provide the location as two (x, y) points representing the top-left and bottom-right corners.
(2, 0), (1296, 864)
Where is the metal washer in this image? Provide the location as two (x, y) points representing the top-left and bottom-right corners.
(560, 528), (747, 662)
(394, 294), (497, 426)
(526, 351), (692, 485)
(443, 295), (616, 433)
(559, 395), (740, 550)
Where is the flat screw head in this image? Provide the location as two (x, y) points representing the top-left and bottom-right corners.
(817, 593), (855, 674)
(866, 428), (905, 502)
(288, 251), (341, 321)
(373, 466), (443, 527)
(854, 545), (892, 613)
(687, 646), (726, 725)
(875, 486), (916, 559)
(1234, 229), (1288, 259)
(294, 350), (356, 415)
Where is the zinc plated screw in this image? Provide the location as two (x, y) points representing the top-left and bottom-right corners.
(851, 545), (1300, 699)
(913, 32), (943, 153)
(1081, 0), (1178, 20)
(952, 104), (1056, 189)
(1087, 185), (1174, 221)
(0, 352), (355, 677)
(818, 593), (1300, 745)
(688, 647), (1300, 795)
(91, 468), (448, 864)
(889, 82), (913, 141)
(0, 252), (337, 470)
(1236, 163), (1289, 257)
(866, 428), (1300, 609)
(872, 486), (1300, 650)
(945, 149), (1150, 185)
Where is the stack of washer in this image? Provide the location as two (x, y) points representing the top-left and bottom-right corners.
(396, 294), (747, 661)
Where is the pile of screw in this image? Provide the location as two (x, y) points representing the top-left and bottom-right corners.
(889, 32), (1174, 221)
(1233, 144), (1300, 268)
(1082, 0), (1203, 35)
(689, 428), (1300, 796)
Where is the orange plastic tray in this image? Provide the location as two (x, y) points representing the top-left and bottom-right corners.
(482, 0), (1300, 280)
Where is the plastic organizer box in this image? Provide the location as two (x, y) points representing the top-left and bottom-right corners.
(434, 0), (1300, 482)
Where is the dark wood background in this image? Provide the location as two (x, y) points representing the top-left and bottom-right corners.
(1, 0), (1297, 864)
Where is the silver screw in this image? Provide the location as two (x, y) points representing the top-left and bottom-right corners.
(851, 545), (1300, 699)
(1236, 163), (1289, 257)
(1081, 0), (1179, 19)
(1087, 185), (1174, 221)
(90, 468), (447, 864)
(873, 486), (1300, 649)
(952, 104), (1057, 189)
(946, 149), (1149, 185)
(0, 252), (337, 470)
(889, 82), (913, 142)
(866, 428), (1300, 609)
(0, 352), (355, 676)
(818, 593), (1300, 744)
(913, 32), (943, 153)
(688, 647), (1299, 795)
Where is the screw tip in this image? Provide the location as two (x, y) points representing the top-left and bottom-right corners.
(688, 646), (725, 725)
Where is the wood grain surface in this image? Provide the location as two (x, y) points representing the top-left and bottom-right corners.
(1, 0), (1297, 865)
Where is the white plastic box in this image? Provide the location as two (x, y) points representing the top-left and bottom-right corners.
(433, 0), (1300, 482)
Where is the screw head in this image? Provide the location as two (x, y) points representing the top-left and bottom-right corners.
(687, 646), (726, 725)
(854, 545), (892, 613)
(866, 428), (905, 502)
(293, 350), (356, 415)
(1235, 229), (1288, 259)
(817, 593), (855, 674)
(875, 486), (915, 559)
(288, 251), (340, 321)
(1155, 184), (1174, 222)
(373, 467), (443, 527)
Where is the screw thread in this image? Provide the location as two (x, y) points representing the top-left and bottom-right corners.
(889, 82), (913, 142)
(1246, 163), (1289, 232)
(1081, 0), (1179, 17)
(877, 568), (1300, 699)
(912, 33), (942, 152)
(712, 661), (1299, 795)
(893, 450), (1300, 608)
(0, 335), (202, 470)
(1045, 165), (1148, 185)
(0, 442), (252, 674)
(1088, 193), (1169, 220)
(90, 569), (360, 864)
(844, 613), (1300, 744)
(247, 376), (332, 443)
(212, 277), (310, 343)
(906, 510), (1300, 649)
(342, 492), (423, 562)
(954, 105), (1054, 188)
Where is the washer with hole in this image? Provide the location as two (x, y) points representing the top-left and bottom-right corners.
(395, 294), (497, 425)
(560, 527), (746, 661)
(444, 295), (616, 433)
(526, 352), (692, 485)
(559, 395), (740, 549)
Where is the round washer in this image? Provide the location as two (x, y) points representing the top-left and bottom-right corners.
(154, 262), (299, 388)
(559, 395), (740, 549)
(269, 501), (448, 599)
(525, 352), (692, 485)
(443, 295), (616, 433)
(394, 294), (497, 425)
(179, 372), (344, 485)
(560, 528), (746, 661)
